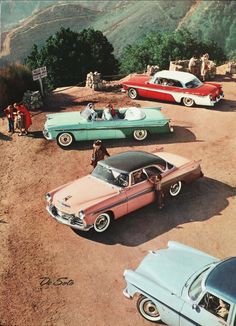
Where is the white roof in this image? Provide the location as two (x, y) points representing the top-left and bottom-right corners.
(154, 70), (195, 84)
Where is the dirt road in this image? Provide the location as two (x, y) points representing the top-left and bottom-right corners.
(0, 78), (236, 326)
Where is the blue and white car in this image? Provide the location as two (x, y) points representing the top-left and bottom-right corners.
(123, 241), (236, 325)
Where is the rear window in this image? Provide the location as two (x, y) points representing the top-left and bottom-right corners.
(185, 78), (202, 89)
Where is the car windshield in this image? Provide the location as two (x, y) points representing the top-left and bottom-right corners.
(81, 107), (92, 119)
(185, 78), (203, 89)
(188, 267), (210, 301)
(92, 164), (129, 188)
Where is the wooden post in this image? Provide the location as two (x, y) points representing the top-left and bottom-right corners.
(38, 77), (44, 96)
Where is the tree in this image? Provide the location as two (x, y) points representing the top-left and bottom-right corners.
(120, 29), (226, 74)
(79, 28), (119, 78)
(25, 27), (118, 89)
(0, 63), (35, 109)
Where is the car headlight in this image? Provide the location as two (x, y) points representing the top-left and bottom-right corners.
(45, 193), (52, 203)
(78, 210), (85, 219)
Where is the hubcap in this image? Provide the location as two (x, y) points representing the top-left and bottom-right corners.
(96, 216), (108, 230)
(59, 134), (72, 145)
(143, 301), (159, 318)
(134, 130), (147, 140)
(129, 89), (137, 99)
(170, 182), (181, 195)
(184, 98), (193, 106)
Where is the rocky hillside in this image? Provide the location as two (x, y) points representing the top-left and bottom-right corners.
(0, 0), (235, 65)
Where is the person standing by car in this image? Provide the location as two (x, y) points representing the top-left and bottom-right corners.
(91, 140), (110, 168)
(189, 55), (198, 75)
(149, 174), (164, 210)
(14, 103), (32, 135)
(16, 108), (25, 136)
(4, 105), (15, 133)
(201, 53), (210, 81)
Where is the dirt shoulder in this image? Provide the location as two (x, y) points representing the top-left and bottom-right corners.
(0, 80), (236, 326)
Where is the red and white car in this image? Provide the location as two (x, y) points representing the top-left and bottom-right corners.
(122, 70), (224, 107)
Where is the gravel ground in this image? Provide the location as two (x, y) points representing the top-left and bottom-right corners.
(0, 75), (236, 326)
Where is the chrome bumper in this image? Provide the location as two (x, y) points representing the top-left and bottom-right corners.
(46, 205), (93, 231)
(123, 288), (132, 299)
(210, 93), (224, 106)
(43, 129), (52, 140)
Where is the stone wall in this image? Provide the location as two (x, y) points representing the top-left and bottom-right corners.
(146, 65), (160, 76)
(86, 71), (105, 91)
(169, 59), (216, 80)
(226, 62), (236, 74)
(85, 72), (121, 92)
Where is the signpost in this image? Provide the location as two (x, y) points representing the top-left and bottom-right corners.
(32, 66), (47, 96)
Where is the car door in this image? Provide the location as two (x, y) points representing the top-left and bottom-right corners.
(125, 171), (155, 213)
(146, 78), (176, 102)
(180, 292), (231, 326)
(86, 120), (116, 140)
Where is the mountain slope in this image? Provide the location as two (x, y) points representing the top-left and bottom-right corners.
(0, 0), (235, 65)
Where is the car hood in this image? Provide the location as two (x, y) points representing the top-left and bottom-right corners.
(52, 175), (119, 213)
(126, 241), (217, 296)
(45, 112), (84, 128)
(185, 83), (222, 96)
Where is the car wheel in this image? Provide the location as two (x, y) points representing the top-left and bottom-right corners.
(128, 88), (138, 99)
(137, 295), (162, 323)
(94, 213), (111, 233)
(182, 97), (195, 107)
(57, 133), (74, 147)
(169, 181), (182, 197)
(133, 129), (148, 141)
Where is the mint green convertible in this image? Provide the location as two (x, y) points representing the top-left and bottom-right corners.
(43, 107), (173, 148)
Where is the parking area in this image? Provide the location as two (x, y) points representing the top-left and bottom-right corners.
(0, 79), (236, 326)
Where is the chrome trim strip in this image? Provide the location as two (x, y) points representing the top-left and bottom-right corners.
(54, 123), (170, 132)
(124, 83), (212, 99)
(91, 187), (154, 215)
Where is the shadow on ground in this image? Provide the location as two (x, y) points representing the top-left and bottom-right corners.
(27, 131), (44, 139)
(214, 99), (236, 112)
(60, 126), (200, 152)
(0, 132), (12, 141)
(72, 177), (235, 246)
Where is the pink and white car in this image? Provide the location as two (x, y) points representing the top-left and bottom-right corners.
(122, 70), (224, 107)
(45, 150), (203, 233)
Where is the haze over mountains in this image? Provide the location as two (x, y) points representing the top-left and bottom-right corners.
(0, 0), (235, 65)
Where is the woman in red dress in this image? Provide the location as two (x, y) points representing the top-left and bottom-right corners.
(14, 103), (32, 135)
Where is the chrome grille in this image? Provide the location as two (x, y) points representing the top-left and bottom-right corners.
(51, 205), (84, 226)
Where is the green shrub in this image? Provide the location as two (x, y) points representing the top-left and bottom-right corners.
(0, 63), (36, 111)
(120, 29), (226, 74)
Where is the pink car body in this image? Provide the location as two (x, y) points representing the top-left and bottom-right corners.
(122, 70), (224, 107)
(45, 150), (203, 233)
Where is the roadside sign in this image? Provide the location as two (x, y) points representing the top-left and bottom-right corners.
(32, 68), (41, 81)
(32, 66), (47, 80)
(32, 66), (47, 95)
(40, 66), (47, 78)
